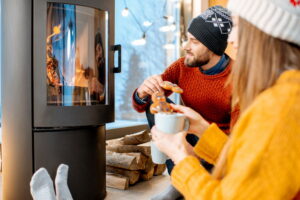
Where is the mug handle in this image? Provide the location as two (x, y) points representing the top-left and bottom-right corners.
(183, 118), (190, 132)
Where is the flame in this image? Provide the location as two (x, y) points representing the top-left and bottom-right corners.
(47, 24), (61, 44)
(53, 25), (61, 35)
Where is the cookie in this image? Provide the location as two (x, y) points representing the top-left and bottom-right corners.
(172, 86), (183, 93)
(161, 81), (174, 90)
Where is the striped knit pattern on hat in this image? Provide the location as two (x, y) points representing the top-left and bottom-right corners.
(228, 0), (300, 46)
(188, 6), (232, 56)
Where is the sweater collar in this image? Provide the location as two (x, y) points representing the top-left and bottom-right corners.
(200, 54), (229, 75)
(276, 70), (300, 84)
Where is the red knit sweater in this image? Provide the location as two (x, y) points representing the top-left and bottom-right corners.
(132, 57), (239, 134)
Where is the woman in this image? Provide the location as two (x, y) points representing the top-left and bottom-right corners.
(151, 0), (300, 199)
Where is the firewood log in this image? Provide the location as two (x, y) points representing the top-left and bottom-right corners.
(123, 130), (151, 145)
(140, 167), (154, 181)
(154, 164), (167, 176)
(106, 144), (151, 157)
(106, 151), (138, 170)
(106, 138), (124, 146)
(143, 157), (155, 173)
(140, 157), (155, 181)
(126, 152), (147, 170)
(106, 151), (147, 170)
(106, 173), (129, 190)
(106, 166), (140, 185)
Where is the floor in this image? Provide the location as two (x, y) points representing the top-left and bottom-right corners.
(0, 172), (171, 200)
(106, 172), (170, 200)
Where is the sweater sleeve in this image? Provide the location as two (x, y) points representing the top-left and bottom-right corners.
(131, 58), (183, 112)
(132, 88), (151, 113)
(171, 156), (223, 199)
(193, 123), (228, 165)
(161, 58), (183, 97)
(171, 103), (300, 200)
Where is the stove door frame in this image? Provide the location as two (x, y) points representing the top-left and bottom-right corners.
(33, 0), (115, 127)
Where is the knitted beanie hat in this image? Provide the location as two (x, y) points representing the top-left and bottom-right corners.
(188, 6), (232, 56)
(228, 0), (300, 46)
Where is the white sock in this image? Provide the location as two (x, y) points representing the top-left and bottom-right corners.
(30, 168), (56, 200)
(151, 184), (182, 200)
(55, 164), (73, 200)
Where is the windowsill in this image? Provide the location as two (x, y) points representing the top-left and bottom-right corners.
(105, 120), (149, 140)
(106, 120), (147, 129)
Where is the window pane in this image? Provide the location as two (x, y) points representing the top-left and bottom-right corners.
(111, 0), (180, 126)
(0, 0), (1, 125)
(0, 0), (2, 140)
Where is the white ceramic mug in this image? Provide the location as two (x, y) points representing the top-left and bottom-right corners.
(151, 113), (189, 164)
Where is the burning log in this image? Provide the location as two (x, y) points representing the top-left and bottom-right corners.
(46, 25), (61, 88)
(46, 56), (60, 87)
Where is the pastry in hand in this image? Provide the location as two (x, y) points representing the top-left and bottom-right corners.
(161, 81), (183, 94)
(150, 91), (173, 114)
(172, 85), (183, 93)
(161, 81), (174, 90)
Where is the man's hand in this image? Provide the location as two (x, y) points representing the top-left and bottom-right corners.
(136, 75), (164, 99)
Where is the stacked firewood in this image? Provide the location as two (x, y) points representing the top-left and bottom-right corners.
(106, 130), (166, 190)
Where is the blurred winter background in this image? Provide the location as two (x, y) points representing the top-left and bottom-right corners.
(108, 0), (181, 128)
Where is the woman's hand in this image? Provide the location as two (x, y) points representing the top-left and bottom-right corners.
(151, 126), (195, 164)
(170, 104), (210, 138)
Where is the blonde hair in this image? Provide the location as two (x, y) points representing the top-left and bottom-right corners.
(212, 17), (300, 179)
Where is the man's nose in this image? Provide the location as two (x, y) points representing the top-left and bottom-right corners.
(182, 41), (190, 50)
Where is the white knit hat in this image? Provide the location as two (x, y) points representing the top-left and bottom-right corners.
(227, 0), (300, 46)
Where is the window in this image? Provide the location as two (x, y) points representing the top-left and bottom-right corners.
(107, 0), (181, 130)
(0, 0), (2, 141)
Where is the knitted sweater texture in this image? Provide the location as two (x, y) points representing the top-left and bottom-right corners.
(132, 57), (237, 133)
(171, 70), (300, 200)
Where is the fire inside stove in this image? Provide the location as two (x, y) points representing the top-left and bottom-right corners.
(46, 3), (108, 106)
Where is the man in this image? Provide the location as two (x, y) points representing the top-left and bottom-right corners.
(132, 6), (238, 200)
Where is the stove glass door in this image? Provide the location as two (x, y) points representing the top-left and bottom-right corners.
(46, 3), (108, 106)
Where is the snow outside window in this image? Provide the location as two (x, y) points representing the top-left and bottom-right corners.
(107, 0), (181, 129)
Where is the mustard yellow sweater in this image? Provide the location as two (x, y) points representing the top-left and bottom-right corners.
(171, 70), (300, 200)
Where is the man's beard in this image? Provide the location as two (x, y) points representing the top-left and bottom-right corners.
(184, 54), (209, 68)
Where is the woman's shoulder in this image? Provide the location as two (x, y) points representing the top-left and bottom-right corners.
(254, 70), (300, 114)
(237, 73), (300, 134)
